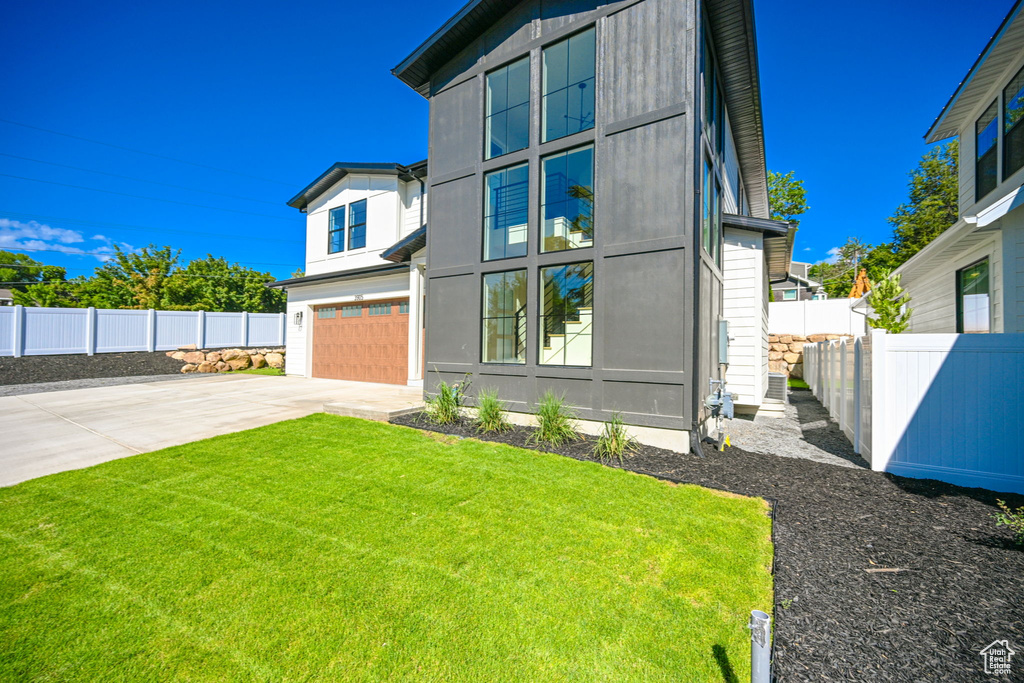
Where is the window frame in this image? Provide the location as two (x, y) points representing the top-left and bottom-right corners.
(484, 55), (531, 160)
(348, 198), (367, 251)
(977, 99), (999, 202)
(1003, 65), (1024, 183)
(481, 269), (528, 365)
(538, 261), (594, 368)
(328, 206), (346, 254)
(955, 257), (991, 334)
(540, 143), (595, 254)
(541, 27), (596, 144)
(483, 162), (530, 262)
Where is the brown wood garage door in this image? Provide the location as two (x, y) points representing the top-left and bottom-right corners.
(312, 299), (408, 385)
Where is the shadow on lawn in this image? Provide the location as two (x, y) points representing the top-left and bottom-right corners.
(712, 644), (738, 683)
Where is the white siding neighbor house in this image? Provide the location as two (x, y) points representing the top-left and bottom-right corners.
(269, 161), (428, 386)
(897, 1), (1024, 334)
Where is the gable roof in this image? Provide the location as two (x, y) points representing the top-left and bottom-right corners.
(926, 0), (1024, 143)
(286, 160), (427, 213)
(393, 0), (769, 218)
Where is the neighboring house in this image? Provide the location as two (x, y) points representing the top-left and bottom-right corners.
(770, 261), (825, 301)
(0, 289), (12, 306)
(269, 161), (428, 386)
(896, 0), (1024, 334)
(392, 0), (792, 448)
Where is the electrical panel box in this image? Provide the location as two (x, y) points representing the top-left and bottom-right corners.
(718, 319), (729, 365)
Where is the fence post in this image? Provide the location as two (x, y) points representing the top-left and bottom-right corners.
(279, 312), (286, 346)
(85, 307), (96, 356)
(853, 338), (862, 454)
(838, 340), (847, 433)
(197, 310), (206, 349)
(12, 305), (24, 358)
(870, 329), (888, 471)
(147, 309), (157, 352)
(241, 311), (249, 348)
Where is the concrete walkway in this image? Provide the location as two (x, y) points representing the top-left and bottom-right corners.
(0, 374), (423, 487)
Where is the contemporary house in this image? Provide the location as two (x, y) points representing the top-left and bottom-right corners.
(896, 0), (1024, 334)
(0, 289), (13, 306)
(269, 161), (428, 385)
(392, 0), (791, 448)
(770, 261), (825, 301)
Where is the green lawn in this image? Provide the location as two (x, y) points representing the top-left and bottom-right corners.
(787, 377), (810, 390)
(0, 415), (772, 681)
(238, 366), (284, 376)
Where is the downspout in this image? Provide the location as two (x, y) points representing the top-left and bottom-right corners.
(417, 176), (426, 228)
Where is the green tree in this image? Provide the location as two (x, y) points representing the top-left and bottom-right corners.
(768, 170), (809, 226)
(80, 245), (181, 309)
(0, 251), (50, 290)
(161, 255), (286, 313)
(887, 140), (958, 263)
(867, 272), (913, 333)
(809, 237), (872, 298)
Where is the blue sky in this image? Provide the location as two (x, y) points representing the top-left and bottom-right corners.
(0, 0), (1014, 281)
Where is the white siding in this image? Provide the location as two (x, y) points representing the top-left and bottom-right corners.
(401, 180), (427, 238)
(902, 232), (1003, 333)
(1003, 212), (1024, 332)
(723, 228), (765, 406)
(721, 111), (741, 214)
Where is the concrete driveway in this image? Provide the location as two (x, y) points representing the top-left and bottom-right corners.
(1, 374), (423, 487)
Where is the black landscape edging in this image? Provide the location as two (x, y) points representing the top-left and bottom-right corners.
(390, 411), (1024, 682)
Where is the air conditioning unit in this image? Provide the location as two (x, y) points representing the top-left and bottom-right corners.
(765, 373), (787, 403)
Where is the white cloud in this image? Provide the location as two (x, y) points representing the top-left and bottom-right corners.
(824, 246), (841, 264)
(0, 219), (133, 262)
(803, 247), (812, 252)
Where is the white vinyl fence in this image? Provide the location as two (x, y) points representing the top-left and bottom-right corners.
(805, 329), (1024, 495)
(0, 305), (286, 357)
(769, 299), (867, 336)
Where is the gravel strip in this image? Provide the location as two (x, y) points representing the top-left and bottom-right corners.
(0, 351), (184, 386)
(0, 374), (198, 397)
(391, 412), (1024, 681)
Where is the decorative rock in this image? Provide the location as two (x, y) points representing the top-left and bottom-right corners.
(216, 361), (231, 372)
(265, 352), (284, 369)
(769, 350), (784, 361)
(789, 341), (805, 353)
(769, 359), (788, 373)
(171, 351), (187, 360)
(221, 348), (246, 361)
(251, 353), (267, 369)
(825, 334), (841, 340)
(197, 361), (217, 373)
(793, 335), (807, 342)
(790, 363), (804, 379)
(181, 363), (197, 373)
(177, 344), (197, 351)
(165, 351), (176, 357)
(183, 351), (205, 364)
(783, 352), (801, 364)
(227, 356), (251, 371)
(808, 334), (828, 343)
(205, 351), (222, 363)
(779, 335), (793, 344)
(771, 343), (788, 352)
(768, 334), (779, 343)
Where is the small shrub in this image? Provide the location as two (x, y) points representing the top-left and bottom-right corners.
(528, 391), (579, 447)
(593, 412), (639, 464)
(993, 499), (1024, 546)
(475, 389), (511, 433)
(425, 373), (470, 425)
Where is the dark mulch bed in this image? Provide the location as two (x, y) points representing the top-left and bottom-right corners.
(0, 351), (183, 386)
(392, 411), (1024, 682)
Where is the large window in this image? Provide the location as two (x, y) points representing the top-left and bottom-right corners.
(541, 145), (593, 253)
(482, 270), (527, 364)
(956, 259), (990, 334)
(542, 28), (595, 143)
(1004, 67), (1024, 181)
(702, 158), (721, 267)
(977, 100), (999, 201)
(486, 57), (530, 159)
(540, 262), (593, 366)
(702, 30), (724, 154)
(484, 163), (529, 261)
(348, 199), (367, 250)
(328, 206), (346, 254)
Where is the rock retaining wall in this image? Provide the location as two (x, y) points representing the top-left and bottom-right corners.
(165, 345), (285, 374)
(768, 333), (852, 378)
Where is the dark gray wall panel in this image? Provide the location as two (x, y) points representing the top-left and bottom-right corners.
(600, 116), (689, 246)
(484, 0), (539, 64)
(429, 79), (482, 178)
(535, 377), (594, 407)
(429, 176), (479, 270)
(425, 274), (478, 365)
(475, 372), (533, 408)
(603, 381), (684, 417)
(602, 0), (688, 123)
(540, 0), (602, 33)
(601, 250), (686, 372)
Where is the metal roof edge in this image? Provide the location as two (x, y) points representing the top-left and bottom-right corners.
(266, 262), (408, 289)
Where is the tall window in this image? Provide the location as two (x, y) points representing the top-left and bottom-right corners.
(540, 262), (593, 366)
(702, 30), (724, 154)
(482, 270), (527, 364)
(486, 57), (530, 159)
(702, 158), (721, 266)
(328, 206), (346, 254)
(977, 100), (999, 201)
(541, 145), (594, 253)
(348, 199), (367, 250)
(484, 163), (529, 261)
(542, 28), (595, 143)
(1004, 67), (1024, 181)
(956, 259), (990, 334)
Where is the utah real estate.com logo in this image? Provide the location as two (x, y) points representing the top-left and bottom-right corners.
(980, 640), (1015, 676)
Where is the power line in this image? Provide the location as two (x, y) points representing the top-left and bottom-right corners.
(0, 153), (283, 206)
(0, 173), (296, 221)
(0, 118), (294, 187)
(0, 209), (304, 244)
